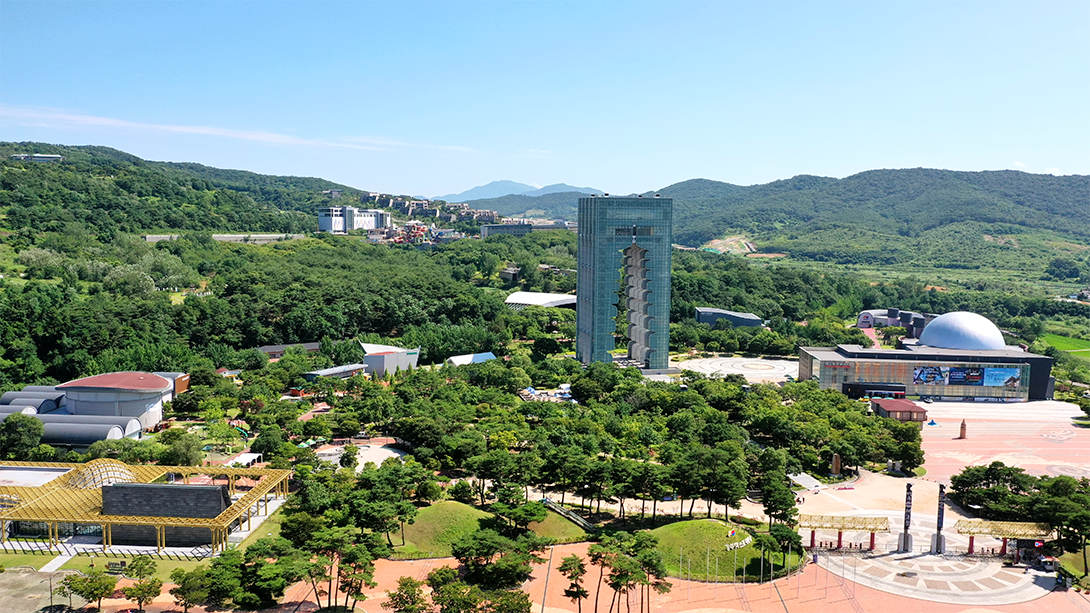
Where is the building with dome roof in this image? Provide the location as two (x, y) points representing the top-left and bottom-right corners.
(799, 311), (1054, 401)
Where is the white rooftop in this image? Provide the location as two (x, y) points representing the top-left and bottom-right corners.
(360, 342), (412, 354)
(505, 292), (577, 308)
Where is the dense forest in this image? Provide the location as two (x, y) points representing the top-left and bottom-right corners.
(2, 220), (1088, 391)
(0, 142), (352, 235)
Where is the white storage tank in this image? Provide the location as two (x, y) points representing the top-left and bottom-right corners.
(58, 372), (173, 430)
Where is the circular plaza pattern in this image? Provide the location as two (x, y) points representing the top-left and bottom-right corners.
(673, 356), (799, 380)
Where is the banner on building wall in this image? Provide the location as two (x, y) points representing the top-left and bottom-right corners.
(947, 367), (984, 386)
(914, 366), (1020, 388)
(983, 367), (1021, 388)
(913, 366), (947, 385)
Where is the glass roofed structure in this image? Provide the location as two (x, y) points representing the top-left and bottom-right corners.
(0, 459), (290, 552)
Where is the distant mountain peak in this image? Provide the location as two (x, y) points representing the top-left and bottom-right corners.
(436, 180), (537, 202)
(437, 180), (600, 202)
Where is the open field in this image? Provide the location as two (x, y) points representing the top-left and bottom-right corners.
(1045, 333), (1090, 351)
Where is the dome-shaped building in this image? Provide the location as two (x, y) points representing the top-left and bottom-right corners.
(917, 312), (1007, 351)
(798, 310), (1055, 401)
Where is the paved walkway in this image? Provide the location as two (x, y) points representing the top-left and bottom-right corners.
(820, 551), (1056, 605)
(38, 554), (73, 572)
(670, 356), (799, 381)
(921, 400), (1090, 483)
(862, 327), (882, 348)
(788, 473), (823, 490)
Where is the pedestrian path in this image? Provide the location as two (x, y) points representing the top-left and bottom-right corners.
(820, 551), (1056, 605)
(40, 554), (73, 572)
(788, 473), (822, 490)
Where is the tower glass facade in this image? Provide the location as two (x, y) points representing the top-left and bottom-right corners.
(576, 196), (672, 369)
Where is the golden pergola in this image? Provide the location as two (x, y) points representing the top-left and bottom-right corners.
(798, 514), (891, 550)
(953, 519), (1055, 555)
(0, 459), (291, 553)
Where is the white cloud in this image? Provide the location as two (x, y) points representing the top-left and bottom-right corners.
(0, 105), (472, 153)
(518, 149), (553, 159)
(1044, 167), (1061, 175)
(1011, 161), (1025, 167)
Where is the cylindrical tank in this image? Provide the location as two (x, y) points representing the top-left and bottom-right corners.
(0, 405), (37, 414)
(19, 386), (59, 392)
(39, 423), (124, 447)
(32, 414), (143, 437)
(0, 397), (54, 413)
(0, 391), (65, 411)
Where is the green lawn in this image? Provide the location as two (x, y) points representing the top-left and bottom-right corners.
(528, 510), (588, 542)
(1044, 334), (1090, 352)
(650, 519), (802, 581)
(1059, 547), (1090, 587)
(395, 501), (491, 557)
(0, 552), (46, 570)
(59, 554), (205, 581)
(237, 509), (283, 551)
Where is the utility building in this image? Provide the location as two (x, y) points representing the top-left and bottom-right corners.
(576, 195), (672, 370)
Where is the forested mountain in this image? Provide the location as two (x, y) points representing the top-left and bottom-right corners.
(519, 183), (598, 197)
(0, 142), (357, 235)
(662, 169), (1089, 250)
(468, 169), (1090, 271)
(458, 191), (587, 218)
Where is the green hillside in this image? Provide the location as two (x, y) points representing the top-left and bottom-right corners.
(461, 191), (584, 219)
(469, 169), (1090, 281)
(664, 170), (1090, 279)
(397, 501), (491, 556)
(0, 142), (360, 235)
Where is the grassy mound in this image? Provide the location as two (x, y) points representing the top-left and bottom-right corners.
(397, 500), (491, 556)
(650, 519), (802, 581)
(528, 510), (588, 542)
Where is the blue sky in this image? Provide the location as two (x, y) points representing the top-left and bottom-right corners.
(1, 1), (1087, 196)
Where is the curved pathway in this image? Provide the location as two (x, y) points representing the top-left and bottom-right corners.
(820, 552), (1056, 606)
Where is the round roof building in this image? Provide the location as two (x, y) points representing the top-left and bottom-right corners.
(917, 311), (1007, 351)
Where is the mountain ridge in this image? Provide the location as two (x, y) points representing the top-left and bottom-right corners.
(437, 180), (599, 202)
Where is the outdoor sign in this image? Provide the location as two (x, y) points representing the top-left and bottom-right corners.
(983, 367), (1021, 388)
(913, 366), (945, 385)
(913, 366), (1022, 388)
(946, 367), (984, 386)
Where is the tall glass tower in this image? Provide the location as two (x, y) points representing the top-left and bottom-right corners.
(576, 195), (673, 369)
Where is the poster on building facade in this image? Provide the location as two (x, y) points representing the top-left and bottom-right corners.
(946, 367), (984, 386)
(983, 367), (1021, 388)
(913, 366), (947, 385)
(914, 366), (1018, 388)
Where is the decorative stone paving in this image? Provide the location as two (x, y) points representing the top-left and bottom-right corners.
(820, 553), (1056, 605)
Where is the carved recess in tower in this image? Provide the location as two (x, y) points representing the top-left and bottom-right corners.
(623, 243), (655, 366)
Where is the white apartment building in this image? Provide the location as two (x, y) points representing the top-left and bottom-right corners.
(318, 206), (393, 233)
